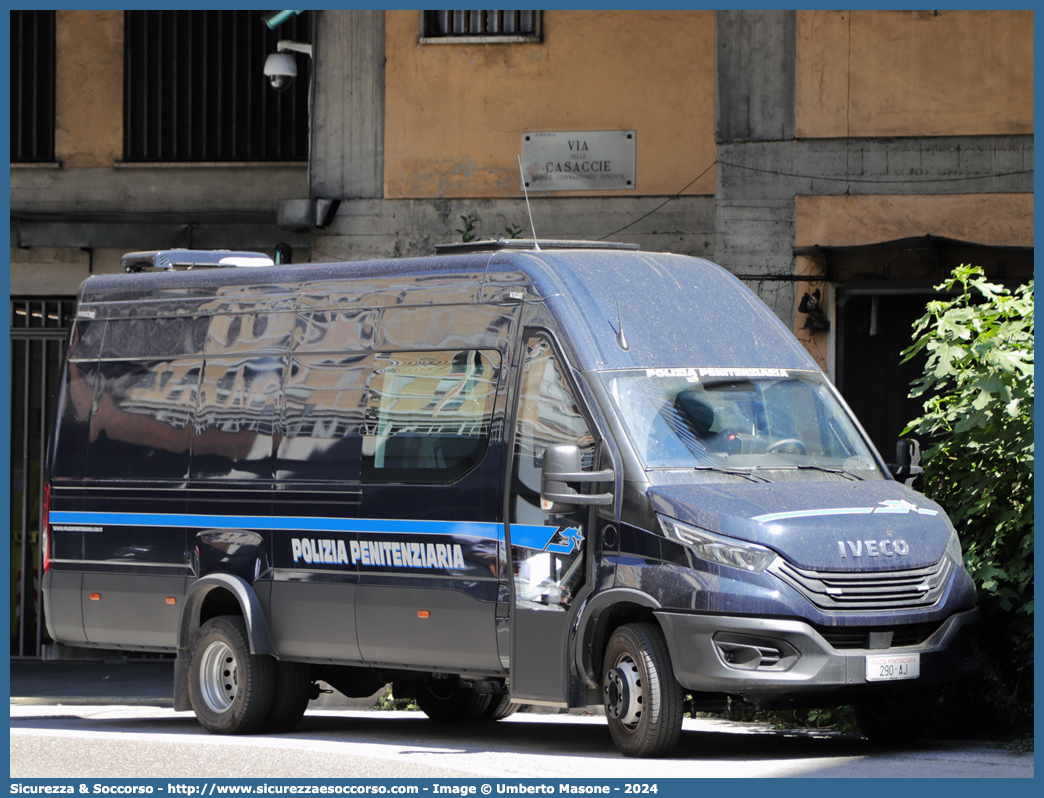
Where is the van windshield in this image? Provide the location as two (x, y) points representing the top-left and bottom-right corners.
(598, 368), (884, 481)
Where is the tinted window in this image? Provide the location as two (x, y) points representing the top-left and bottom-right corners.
(362, 350), (501, 483)
(84, 359), (200, 480)
(205, 311), (295, 356)
(68, 319), (107, 361)
(511, 334), (595, 608)
(50, 360), (98, 482)
(278, 353), (370, 482)
(294, 309), (378, 354)
(101, 316), (209, 359)
(192, 355), (282, 480)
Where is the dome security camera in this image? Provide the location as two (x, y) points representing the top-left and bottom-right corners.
(263, 52), (297, 92)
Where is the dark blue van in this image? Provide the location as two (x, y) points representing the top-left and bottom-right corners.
(41, 241), (978, 756)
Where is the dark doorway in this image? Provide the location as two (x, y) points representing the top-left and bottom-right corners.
(825, 237), (1033, 462)
(835, 290), (933, 460)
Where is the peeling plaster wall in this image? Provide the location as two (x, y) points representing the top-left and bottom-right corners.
(794, 194), (1035, 249)
(796, 10), (1034, 139)
(383, 10), (716, 199)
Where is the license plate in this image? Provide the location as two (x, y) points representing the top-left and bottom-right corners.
(865, 653), (920, 682)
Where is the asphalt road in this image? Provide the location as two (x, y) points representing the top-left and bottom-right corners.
(10, 704), (1034, 779)
(9, 660), (1033, 779)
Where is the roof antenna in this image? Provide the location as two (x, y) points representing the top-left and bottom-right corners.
(614, 301), (630, 351)
(517, 155), (541, 251)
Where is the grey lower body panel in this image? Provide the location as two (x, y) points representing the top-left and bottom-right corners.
(42, 570), (85, 645)
(355, 583), (503, 673)
(655, 607), (980, 705)
(81, 572), (188, 649)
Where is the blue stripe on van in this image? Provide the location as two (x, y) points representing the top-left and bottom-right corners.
(48, 511), (572, 551)
(50, 510), (502, 538)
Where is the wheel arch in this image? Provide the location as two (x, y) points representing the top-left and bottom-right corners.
(573, 588), (662, 690)
(173, 573), (275, 712)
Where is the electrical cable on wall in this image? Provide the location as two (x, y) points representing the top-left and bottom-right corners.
(597, 161), (717, 240)
(597, 160), (1033, 242)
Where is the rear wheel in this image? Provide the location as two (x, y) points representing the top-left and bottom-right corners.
(188, 615), (275, 735)
(261, 660), (312, 734)
(415, 678), (492, 721)
(602, 622), (684, 757)
(855, 687), (932, 744)
(478, 692), (521, 721)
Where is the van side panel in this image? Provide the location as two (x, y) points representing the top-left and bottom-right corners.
(81, 573), (188, 648)
(267, 581), (361, 661)
(354, 303), (516, 674)
(355, 583), (501, 670)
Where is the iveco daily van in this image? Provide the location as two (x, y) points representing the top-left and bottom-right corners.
(42, 241), (979, 756)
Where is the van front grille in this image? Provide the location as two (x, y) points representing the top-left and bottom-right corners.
(771, 557), (952, 611)
(815, 622), (941, 650)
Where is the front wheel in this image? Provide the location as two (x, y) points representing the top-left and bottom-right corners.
(602, 622), (684, 757)
(188, 615), (275, 735)
(855, 687), (932, 745)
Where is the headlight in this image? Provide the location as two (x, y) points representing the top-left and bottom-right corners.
(945, 526), (964, 567)
(658, 516), (777, 573)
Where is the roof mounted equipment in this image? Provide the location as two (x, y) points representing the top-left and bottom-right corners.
(121, 250), (275, 273)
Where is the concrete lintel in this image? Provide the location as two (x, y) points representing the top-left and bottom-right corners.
(11, 219), (310, 250)
(717, 136), (1034, 200)
(10, 164), (308, 216)
(311, 196), (716, 262)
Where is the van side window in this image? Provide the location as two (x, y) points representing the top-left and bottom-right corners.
(192, 355), (282, 480)
(511, 334), (596, 608)
(279, 353), (370, 482)
(362, 350), (501, 484)
(83, 358), (201, 480)
(50, 321), (105, 481)
(514, 336), (596, 497)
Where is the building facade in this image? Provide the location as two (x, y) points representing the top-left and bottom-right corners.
(8, 10), (1034, 656)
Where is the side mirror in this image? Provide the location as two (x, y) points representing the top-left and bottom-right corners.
(539, 443), (614, 514)
(888, 438), (923, 487)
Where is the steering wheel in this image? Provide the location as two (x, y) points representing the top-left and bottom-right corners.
(767, 438), (807, 455)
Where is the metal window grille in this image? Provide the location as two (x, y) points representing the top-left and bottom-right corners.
(422, 11), (541, 40)
(10, 297), (75, 659)
(124, 10), (311, 162)
(11, 11), (56, 163)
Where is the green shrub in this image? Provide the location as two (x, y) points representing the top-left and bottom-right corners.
(901, 265), (1033, 738)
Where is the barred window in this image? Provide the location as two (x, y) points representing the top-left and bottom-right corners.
(124, 10), (310, 162)
(420, 11), (541, 43)
(11, 10), (56, 163)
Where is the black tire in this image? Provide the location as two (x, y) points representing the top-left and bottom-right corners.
(478, 692), (521, 721)
(602, 622), (684, 757)
(188, 615), (275, 735)
(415, 678), (492, 722)
(260, 660), (312, 734)
(855, 687), (932, 745)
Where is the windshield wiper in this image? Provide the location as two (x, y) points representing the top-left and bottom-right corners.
(692, 466), (772, 483)
(755, 464), (862, 481)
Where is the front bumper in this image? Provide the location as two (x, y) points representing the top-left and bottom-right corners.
(656, 606), (980, 706)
